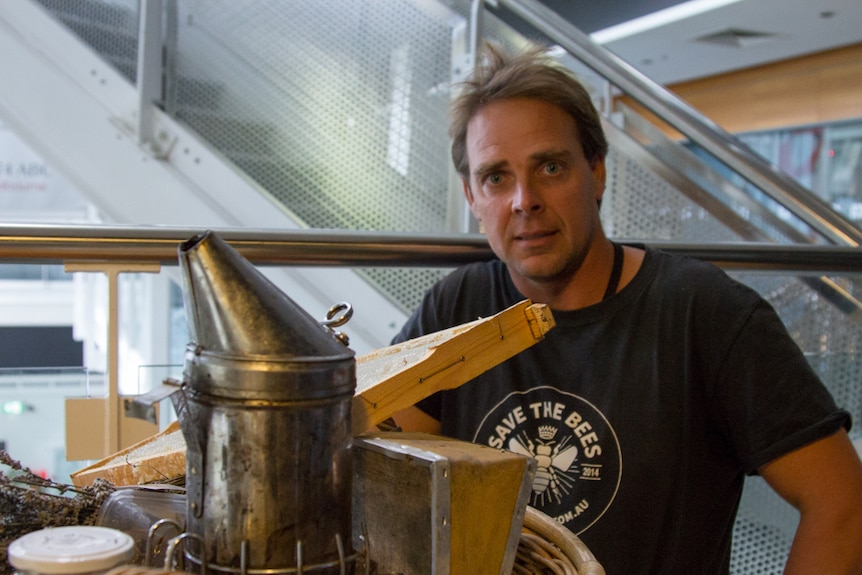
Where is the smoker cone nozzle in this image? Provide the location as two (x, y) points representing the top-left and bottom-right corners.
(178, 230), (353, 361)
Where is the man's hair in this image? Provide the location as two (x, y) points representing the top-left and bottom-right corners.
(449, 42), (608, 179)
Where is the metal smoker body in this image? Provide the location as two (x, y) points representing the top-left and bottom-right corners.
(177, 231), (355, 574)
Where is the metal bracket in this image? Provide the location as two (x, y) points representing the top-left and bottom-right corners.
(124, 377), (182, 423)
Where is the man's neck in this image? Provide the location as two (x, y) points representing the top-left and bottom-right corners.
(510, 239), (617, 311)
(510, 242), (645, 311)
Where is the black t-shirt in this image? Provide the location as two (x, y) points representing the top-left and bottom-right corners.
(393, 246), (849, 575)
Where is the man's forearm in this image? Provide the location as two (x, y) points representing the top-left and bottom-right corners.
(783, 508), (862, 575)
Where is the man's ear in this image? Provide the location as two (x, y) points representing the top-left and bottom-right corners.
(462, 178), (481, 222)
(592, 157), (607, 206)
(462, 177), (474, 204)
(461, 177), (482, 222)
(463, 179), (486, 232)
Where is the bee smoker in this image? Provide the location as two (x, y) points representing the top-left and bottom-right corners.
(175, 231), (356, 574)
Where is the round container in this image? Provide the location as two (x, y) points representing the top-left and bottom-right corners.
(8, 526), (135, 575)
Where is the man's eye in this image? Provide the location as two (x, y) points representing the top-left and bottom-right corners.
(544, 162), (561, 174)
(487, 174), (503, 185)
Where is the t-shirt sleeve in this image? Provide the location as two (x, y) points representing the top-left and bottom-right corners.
(710, 299), (850, 474)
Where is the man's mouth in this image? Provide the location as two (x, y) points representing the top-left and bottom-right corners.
(516, 230), (555, 241)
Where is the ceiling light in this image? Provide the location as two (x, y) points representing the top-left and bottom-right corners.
(1, 401), (34, 415)
(590, 0), (745, 44)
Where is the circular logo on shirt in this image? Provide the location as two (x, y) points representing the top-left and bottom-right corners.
(473, 386), (621, 534)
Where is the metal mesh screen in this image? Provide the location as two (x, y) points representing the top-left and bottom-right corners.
(166, 0), (470, 314)
(169, 1), (455, 233)
(34, 0), (139, 82)
(28, 1), (862, 573)
(602, 149), (743, 242)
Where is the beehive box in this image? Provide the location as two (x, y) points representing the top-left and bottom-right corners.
(353, 432), (536, 575)
(71, 421), (185, 487)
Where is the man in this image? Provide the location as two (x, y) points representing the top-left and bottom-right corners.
(392, 43), (862, 574)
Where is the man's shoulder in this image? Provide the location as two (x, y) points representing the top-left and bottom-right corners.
(646, 246), (743, 287)
(394, 259), (511, 343)
(643, 246), (765, 311)
(434, 259), (508, 293)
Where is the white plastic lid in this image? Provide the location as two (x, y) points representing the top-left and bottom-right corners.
(8, 526), (135, 574)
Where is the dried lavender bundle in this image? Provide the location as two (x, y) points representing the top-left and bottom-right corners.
(0, 451), (115, 575)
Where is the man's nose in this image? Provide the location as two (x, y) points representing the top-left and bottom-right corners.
(512, 180), (543, 214)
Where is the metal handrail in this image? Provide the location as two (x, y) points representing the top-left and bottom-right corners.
(3, 224), (862, 273)
(494, 0), (862, 248)
(0, 224), (493, 267)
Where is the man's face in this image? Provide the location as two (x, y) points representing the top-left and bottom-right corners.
(463, 98), (607, 287)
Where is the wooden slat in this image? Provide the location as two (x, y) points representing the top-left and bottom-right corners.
(352, 300), (554, 434)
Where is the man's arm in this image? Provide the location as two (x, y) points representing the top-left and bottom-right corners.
(759, 428), (862, 575)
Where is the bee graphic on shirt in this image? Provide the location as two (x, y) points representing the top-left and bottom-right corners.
(509, 426), (579, 506)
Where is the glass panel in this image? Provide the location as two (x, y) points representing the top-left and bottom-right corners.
(0, 264), (185, 481)
(0, 265), (70, 281)
(0, 122), (94, 224)
(736, 119), (862, 228)
(0, 367), (103, 481)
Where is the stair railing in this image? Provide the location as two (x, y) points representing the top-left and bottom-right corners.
(493, 0), (862, 247)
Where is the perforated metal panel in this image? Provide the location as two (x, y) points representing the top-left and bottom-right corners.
(166, 0), (470, 313)
(34, 0), (139, 82)
(731, 494), (796, 575)
(602, 149), (743, 241)
(169, 1), (456, 232)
